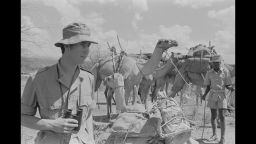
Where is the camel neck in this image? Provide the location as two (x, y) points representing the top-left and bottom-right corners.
(141, 48), (163, 75)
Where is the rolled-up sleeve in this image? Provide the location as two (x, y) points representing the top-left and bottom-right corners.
(21, 76), (38, 116)
(204, 71), (211, 86)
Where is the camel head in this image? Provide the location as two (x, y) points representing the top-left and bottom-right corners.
(104, 73), (124, 89)
(156, 39), (178, 51)
(140, 39), (178, 76)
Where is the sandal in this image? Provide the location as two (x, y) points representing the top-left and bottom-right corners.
(208, 135), (219, 142)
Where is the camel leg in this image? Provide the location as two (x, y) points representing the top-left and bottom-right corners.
(109, 89), (114, 117)
(144, 86), (151, 111)
(104, 87), (110, 118)
(104, 87), (114, 119)
(139, 79), (151, 105)
(165, 80), (169, 96)
(144, 84), (152, 103)
(124, 81), (132, 106)
(169, 76), (186, 98)
(132, 85), (136, 104)
(132, 85), (141, 104)
(151, 80), (157, 102)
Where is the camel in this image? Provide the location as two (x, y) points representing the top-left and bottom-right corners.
(167, 44), (235, 99)
(138, 44), (224, 104)
(168, 61), (235, 98)
(91, 39), (178, 118)
(138, 52), (184, 106)
(104, 73), (146, 113)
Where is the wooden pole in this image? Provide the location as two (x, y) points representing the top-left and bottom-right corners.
(117, 34), (124, 52)
(107, 42), (116, 72)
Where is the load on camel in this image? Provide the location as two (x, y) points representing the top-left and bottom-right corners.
(104, 73), (198, 144)
(167, 45), (235, 99)
(139, 44), (215, 98)
(137, 45), (209, 104)
(91, 39), (178, 118)
(138, 43), (235, 108)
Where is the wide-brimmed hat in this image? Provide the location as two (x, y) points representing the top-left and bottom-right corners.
(55, 22), (98, 47)
(210, 55), (222, 62)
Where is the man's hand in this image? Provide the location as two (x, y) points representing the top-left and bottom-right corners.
(48, 117), (78, 134)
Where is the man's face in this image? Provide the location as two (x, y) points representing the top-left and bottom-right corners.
(212, 62), (221, 71)
(68, 41), (91, 65)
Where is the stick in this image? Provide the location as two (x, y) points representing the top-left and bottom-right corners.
(107, 42), (116, 72)
(97, 90), (100, 109)
(201, 100), (207, 139)
(117, 34), (124, 52)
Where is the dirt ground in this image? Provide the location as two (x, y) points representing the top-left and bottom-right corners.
(21, 76), (235, 144)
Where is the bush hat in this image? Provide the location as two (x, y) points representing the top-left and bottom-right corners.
(55, 22), (98, 47)
(210, 55), (222, 62)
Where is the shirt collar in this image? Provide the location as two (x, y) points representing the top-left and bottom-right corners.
(56, 59), (81, 88)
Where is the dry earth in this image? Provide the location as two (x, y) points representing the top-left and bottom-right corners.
(21, 75), (235, 144)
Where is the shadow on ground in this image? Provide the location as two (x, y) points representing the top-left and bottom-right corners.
(196, 138), (219, 144)
(93, 114), (119, 123)
(198, 125), (212, 128)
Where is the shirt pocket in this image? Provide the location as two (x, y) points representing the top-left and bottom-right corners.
(41, 98), (62, 119)
(49, 98), (62, 110)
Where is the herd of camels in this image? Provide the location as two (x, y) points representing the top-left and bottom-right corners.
(90, 39), (235, 118)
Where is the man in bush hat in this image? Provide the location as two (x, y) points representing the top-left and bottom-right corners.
(21, 22), (98, 144)
(202, 55), (235, 144)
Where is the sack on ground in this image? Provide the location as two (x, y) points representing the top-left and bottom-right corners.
(150, 97), (192, 144)
(110, 111), (163, 138)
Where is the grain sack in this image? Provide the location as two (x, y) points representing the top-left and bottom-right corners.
(110, 112), (147, 134)
(150, 96), (192, 144)
(110, 111), (163, 137)
(182, 58), (210, 73)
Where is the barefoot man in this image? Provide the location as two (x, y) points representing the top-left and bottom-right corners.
(202, 55), (235, 144)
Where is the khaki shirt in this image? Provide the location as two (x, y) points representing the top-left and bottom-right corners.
(204, 67), (232, 102)
(21, 60), (95, 144)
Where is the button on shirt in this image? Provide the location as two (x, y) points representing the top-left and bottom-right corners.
(204, 67), (232, 102)
(21, 60), (95, 144)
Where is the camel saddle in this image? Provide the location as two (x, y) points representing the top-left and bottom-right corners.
(181, 57), (211, 73)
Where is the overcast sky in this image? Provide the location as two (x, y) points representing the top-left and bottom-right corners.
(21, 0), (235, 64)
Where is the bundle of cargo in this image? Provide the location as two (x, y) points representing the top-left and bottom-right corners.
(150, 96), (193, 144)
(106, 92), (193, 144)
(182, 57), (211, 73)
(105, 111), (163, 144)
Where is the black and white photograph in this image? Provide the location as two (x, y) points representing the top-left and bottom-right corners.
(21, 0), (235, 144)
